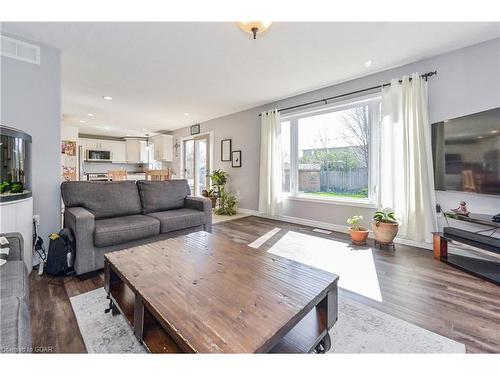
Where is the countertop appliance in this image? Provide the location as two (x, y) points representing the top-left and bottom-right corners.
(86, 149), (112, 162)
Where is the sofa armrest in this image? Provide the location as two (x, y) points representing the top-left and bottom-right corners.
(1, 232), (23, 261)
(184, 196), (212, 232)
(64, 207), (96, 275)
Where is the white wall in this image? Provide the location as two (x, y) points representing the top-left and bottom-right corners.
(1, 35), (61, 241)
(176, 38), (500, 231)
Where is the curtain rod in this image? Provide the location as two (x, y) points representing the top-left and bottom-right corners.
(259, 70), (438, 117)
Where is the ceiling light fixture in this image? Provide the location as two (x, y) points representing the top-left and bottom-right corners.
(184, 112), (190, 116)
(237, 22), (272, 40)
(103, 96), (113, 101)
(364, 60), (372, 68)
(79, 120), (86, 123)
(87, 113), (94, 117)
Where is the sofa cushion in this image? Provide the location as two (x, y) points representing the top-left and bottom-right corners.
(61, 181), (142, 219)
(94, 215), (160, 247)
(137, 180), (190, 214)
(147, 208), (206, 233)
(0, 260), (28, 300)
(0, 296), (32, 353)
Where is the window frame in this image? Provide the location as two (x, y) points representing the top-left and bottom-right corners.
(280, 93), (381, 206)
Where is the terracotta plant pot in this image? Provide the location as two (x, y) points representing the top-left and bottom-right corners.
(349, 228), (369, 245)
(372, 221), (399, 245)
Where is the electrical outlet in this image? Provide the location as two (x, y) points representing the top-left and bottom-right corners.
(33, 215), (40, 225)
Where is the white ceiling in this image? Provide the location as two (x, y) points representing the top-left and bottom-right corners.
(2, 22), (500, 137)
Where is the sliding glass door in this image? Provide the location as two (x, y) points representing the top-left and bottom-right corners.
(183, 134), (210, 196)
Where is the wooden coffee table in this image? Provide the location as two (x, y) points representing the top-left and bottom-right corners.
(104, 231), (339, 353)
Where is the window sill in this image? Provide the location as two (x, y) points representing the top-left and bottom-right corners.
(284, 194), (379, 209)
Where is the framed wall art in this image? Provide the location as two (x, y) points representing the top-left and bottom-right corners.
(231, 150), (241, 168)
(221, 139), (232, 161)
(190, 124), (200, 135)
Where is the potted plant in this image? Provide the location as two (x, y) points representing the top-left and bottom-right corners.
(201, 189), (217, 209)
(372, 210), (399, 245)
(215, 189), (238, 216)
(208, 169), (238, 215)
(346, 215), (369, 245)
(209, 169), (228, 197)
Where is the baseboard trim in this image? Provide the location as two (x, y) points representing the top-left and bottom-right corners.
(236, 208), (432, 250)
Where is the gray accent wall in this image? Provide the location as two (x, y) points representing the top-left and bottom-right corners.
(1, 34), (61, 241)
(172, 38), (500, 231)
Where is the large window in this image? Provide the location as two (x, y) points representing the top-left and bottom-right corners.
(281, 95), (380, 204)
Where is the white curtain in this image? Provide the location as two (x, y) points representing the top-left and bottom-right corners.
(259, 109), (282, 216)
(380, 73), (438, 243)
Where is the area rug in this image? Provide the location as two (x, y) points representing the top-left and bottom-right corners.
(70, 287), (465, 353)
(69, 287), (146, 353)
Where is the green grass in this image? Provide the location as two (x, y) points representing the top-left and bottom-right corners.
(302, 191), (368, 199)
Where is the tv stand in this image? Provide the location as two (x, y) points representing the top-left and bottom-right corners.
(433, 213), (500, 285)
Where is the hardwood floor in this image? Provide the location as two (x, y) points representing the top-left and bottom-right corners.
(29, 216), (500, 353)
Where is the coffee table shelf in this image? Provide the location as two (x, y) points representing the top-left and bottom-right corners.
(270, 305), (328, 353)
(109, 281), (135, 325)
(142, 308), (182, 353)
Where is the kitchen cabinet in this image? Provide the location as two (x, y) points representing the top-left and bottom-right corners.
(109, 141), (127, 163)
(81, 138), (110, 150)
(79, 138), (127, 162)
(125, 138), (149, 163)
(139, 141), (149, 163)
(152, 134), (173, 161)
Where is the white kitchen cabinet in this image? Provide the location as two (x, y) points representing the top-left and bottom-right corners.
(126, 138), (148, 163)
(125, 139), (149, 163)
(80, 138), (111, 150)
(109, 141), (127, 163)
(152, 134), (173, 161)
(139, 140), (149, 163)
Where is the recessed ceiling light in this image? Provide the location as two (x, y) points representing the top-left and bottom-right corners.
(491, 130), (499, 134)
(364, 60), (372, 68)
(87, 113), (94, 117)
(477, 136), (484, 139)
(184, 112), (190, 116)
(103, 96), (113, 101)
(79, 120), (86, 123)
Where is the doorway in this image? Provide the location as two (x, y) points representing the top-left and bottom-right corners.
(182, 134), (211, 196)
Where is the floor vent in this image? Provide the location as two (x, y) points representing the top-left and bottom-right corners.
(1, 35), (40, 65)
(312, 228), (332, 235)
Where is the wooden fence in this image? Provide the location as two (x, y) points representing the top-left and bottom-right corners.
(319, 168), (368, 192)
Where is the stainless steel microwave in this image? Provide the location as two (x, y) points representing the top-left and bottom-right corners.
(86, 149), (111, 161)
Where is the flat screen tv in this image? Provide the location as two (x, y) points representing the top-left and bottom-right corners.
(431, 107), (500, 196)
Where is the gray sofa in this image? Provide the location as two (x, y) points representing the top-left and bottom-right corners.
(0, 232), (32, 353)
(61, 179), (212, 276)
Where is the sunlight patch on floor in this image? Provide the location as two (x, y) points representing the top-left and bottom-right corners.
(248, 228), (281, 248)
(267, 231), (383, 302)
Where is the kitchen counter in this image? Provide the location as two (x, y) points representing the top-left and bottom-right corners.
(127, 172), (146, 181)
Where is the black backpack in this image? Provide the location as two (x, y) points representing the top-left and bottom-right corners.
(45, 228), (75, 276)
